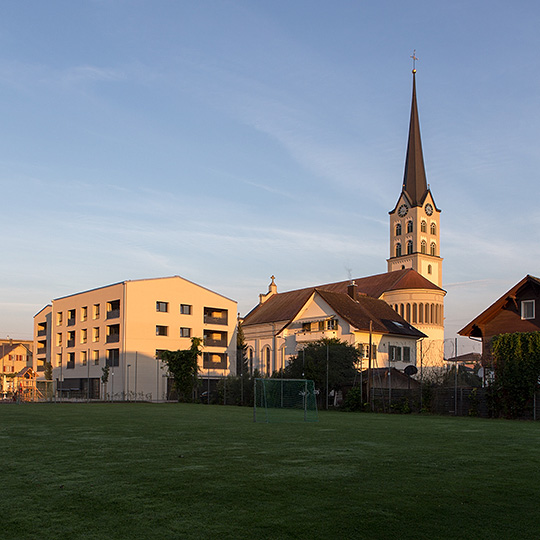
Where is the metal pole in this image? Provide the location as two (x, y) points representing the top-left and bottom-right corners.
(207, 368), (210, 404)
(419, 340), (423, 411)
(156, 356), (159, 403)
(87, 348), (90, 403)
(60, 346), (63, 403)
(368, 321), (373, 411)
(135, 352), (138, 400)
(253, 378), (257, 422)
(127, 364), (131, 401)
(112, 369), (114, 402)
(326, 343), (329, 410)
(454, 337), (458, 416)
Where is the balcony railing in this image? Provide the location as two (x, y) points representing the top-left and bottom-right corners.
(37, 347), (47, 355)
(204, 315), (228, 326)
(204, 338), (227, 347)
(66, 361), (75, 369)
(67, 339), (75, 348)
(67, 318), (76, 327)
(106, 334), (120, 343)
(37, 329), (47, 337)
(107, 309), (120, 320)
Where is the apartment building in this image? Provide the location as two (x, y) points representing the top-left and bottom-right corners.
(33, 276), (237, 400)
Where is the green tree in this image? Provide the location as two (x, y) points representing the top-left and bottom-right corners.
(283, 338), (360, 406)
(44, 362), (53, 381)
(160, 337), (203, 402)
(236, 320), (248, 376)
(492, 332), (540, 418)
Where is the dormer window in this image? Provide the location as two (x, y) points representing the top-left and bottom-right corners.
(521, 300), (535, 320)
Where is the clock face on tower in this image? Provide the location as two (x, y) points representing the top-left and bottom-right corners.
(398, 204), (408, 217)
(425, 203), (433, 216)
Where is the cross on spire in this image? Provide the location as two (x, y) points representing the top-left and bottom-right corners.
(410, 50), (418, 72)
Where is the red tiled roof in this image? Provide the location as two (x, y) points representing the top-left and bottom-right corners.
(243, 269), (441, 327)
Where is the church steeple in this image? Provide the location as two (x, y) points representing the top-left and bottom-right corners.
(402, 69), (428, 206)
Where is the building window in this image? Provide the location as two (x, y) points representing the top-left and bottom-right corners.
(395, 223), (402, 236)
(80, 329), (87, 344)
(204, 307), (228, 325)
(421, 220), (427, 233)
(421, 240), (427, 254)
(107, 324), (120, 343)
(180, 327), (191, 338)
(156, 301), (169, 313)
(92, 350), (100, 365)
(56, 353), (62, 367)
(203, 330), (227, 347)
(81, 306), (88, 322)
(56, 312), (63, 326)
(203, 352), (228, 370)
(407, 221), (413, 233)
(389, 345), (402, 362)
(93, 327), (100, 342)
(67, 309), (76, 326)
(326, 319), (338, 330)
(428, 264), (432, 275)
(156, 325), (168, 336)
(155, 349), (166, 361)
(430, 222), (437, 235)
(81, 350), (87, 366)
(56, 333), (63, 347)
(67, 331), (75, 348)
(430, 242), (436, 256)
(93, 304), (100, 319)
(395, 243), (402, 257)
(180, 304), (192, 315)
(106, 348), (120, 367)
(521, 300), (535, 320)
(107, 300), (120, 320)
(412, 304), (417, 323)
(302, 322), (311, 332)
(407, 241), (413, 255)
(67, 352), (75, 369)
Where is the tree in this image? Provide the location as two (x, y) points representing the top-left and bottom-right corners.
(236, 320), (248, 376)
(283, 338), (360, 405)
(160, 337), (203, 402)
(44, 362), (53, 381)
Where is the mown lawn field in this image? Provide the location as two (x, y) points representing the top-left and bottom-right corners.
(1, 403), (539, 539)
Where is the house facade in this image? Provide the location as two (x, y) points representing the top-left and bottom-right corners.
(243, 278), (426, 375)
(33, 276), (237, 400)
(1, 340), (33, 397)
(458, 275), (540, 360)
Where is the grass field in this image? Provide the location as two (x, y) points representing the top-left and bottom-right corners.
(1, 403), (540, 539)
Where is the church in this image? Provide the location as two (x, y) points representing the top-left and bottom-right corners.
(242, 68), (446, 375)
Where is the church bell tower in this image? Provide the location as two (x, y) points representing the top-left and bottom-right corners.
(387, 67), (442, 287)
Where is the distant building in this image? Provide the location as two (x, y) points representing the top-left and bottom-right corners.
(0, 339), (33, 397)
(243, 68), (445, 370)
(33, 276), (237, 400)
(458, 275), (540, 361)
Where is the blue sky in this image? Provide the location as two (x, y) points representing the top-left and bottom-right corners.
(1, 1), (540, 355)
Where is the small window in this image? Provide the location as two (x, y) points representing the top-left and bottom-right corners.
(180, 327), (191, 338)
(93, 304), (100, 319)
(67, 309), (76, 326)
(155, 349), (166, 360)
(56, 333), (63, 346)
(156, 301), (169, 313)
(56, 353), (62, 367)
(395, 223), (402, 236)
(407, 221), (413, 233)
(521, 300), (535, 320)
(67, 352), (75, 369)
(56, 312), (63, 326)
(403, 347), (411, 364)
(93, 327), (100, 342)
(80, 328), (87, 344)
(302, 322), (311, 332)
(326, 319), (338, 330)
(407, 240), (413, 255)
(92, 350), (100, 365)
(421, 220), (427, 233)
(430, 222), (437, 235)
(430, 242), (436, 256)
(156, 325), (168, 336)
(106, 348), (120, 367)
(395, 243), (402, 257)
(81, 350), (87, 366)
(81, 306), (88, 322)
(180, 304), (192, 315)
(421, 240), (427, 254)
(428, 264), (432, 275)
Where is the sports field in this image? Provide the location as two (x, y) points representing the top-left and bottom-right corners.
(1, 403), (539, 539)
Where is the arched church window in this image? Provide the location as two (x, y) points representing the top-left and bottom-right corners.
(407, 241), (413, 254)
(428, 264), (432, 274)
(430, 242), (436, 256)
(406, 303), (411, 322)
(421, 240), (427, 254)
(421, 220), (427, 233)
(264, 346), (271, 376)
(412, 303), (417, 323)
(248, 347), (254, 375)
(407, 221), (413, 233)
(425, 304), (430, 324)
(395, 223), (402, 236)
(430, 222), (436, 235)
(419, 303), (424, 323)
(395, 243), (402, 257)
(400, 304), (404, 317)
(431, 304), (435, 324)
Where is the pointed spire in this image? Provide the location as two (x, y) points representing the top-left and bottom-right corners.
(402, 69), (428, 206)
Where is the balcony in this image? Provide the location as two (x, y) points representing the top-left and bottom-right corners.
(106, 334), (120, 344)
(67, 318), (76, 327)
(66, 361), (75, 369)
(204, 337), (227, 347)
(37, 329), (47, 337)
(106, 309), (120, 320)
(204, 307), (228, 326)
(37, 347), (47, 355)
(67, 339), (75, 348)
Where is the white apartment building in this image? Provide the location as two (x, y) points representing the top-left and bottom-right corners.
(33, 276), (237, 401)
